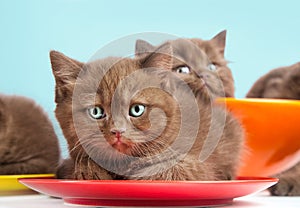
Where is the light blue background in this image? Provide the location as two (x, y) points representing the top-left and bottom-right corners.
(1, 0), (299, 155)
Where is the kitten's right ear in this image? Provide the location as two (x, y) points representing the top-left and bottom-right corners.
(135, 39), (156, 56)
(50, 51), (84, 103)
(211, 30), (227, 56)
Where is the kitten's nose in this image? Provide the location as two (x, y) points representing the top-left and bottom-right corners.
(198, 72), (211, 79)
(110, 128), (126, 135)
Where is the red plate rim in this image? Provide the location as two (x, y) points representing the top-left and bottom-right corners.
(19, 176), (278, 184)
(18, 176), (278, 207)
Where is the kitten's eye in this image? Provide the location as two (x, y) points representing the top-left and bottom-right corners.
(208, 63), (217, 71)
(129, 104), (145, 117)
(176, 66), (190, 74)
(88, 107), (106, 119)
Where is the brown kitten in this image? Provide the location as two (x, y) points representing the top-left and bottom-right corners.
(247, 62), (300, 196)
(246, 62), (300, 99)
(51, 44), (243, 181)
(135, 30), (235, 98)
(0, 94), (60, 174)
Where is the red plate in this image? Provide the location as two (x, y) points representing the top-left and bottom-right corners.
(19, 177), (278, 207)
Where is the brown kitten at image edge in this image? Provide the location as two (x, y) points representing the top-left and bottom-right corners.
(0, 94), (60, 174)
(51, 44), (244, 181)
(135, 30), (235, 98)
(247, 62), (300, 196)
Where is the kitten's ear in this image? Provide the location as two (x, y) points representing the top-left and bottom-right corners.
(211, 30), (227, 56)
(50, 50), (83, 81)
(135, 39), (156, 56)
(141, 43), (173, 70)
(50, 51), (84, 103)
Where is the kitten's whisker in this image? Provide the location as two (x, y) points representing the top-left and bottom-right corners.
(74, 150), (84, 178)
(69, 140), (83, 154)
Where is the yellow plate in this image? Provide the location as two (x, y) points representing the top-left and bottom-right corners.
(0, 174), (55, 195)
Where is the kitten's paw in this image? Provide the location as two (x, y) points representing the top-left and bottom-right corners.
(56, 158), (75, 179)
(269, 176), (300, 196)
(59, 158), (114, 180)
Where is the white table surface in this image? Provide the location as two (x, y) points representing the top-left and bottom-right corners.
(0, 191), (300, 208)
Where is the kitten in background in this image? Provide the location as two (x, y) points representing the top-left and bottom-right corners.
(135, 30), (235, 98)
(247, 62), (300, 196)
(51, 43), (244, 181)
(0, 94), (60, 174)
(247, 62), (300, 99)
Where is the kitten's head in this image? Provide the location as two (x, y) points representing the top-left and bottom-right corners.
(246, 62), (300, 99)
(50, 45), (200, 173)
(135, 30), (234, 98)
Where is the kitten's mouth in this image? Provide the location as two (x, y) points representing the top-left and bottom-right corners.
(199, 79), (215, 95)
(110, 137), (132, 154)
(199, 79), (208, 91)
(112, 142), (130, 153)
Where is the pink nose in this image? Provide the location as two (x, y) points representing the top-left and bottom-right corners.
(110, 128), (126, 139)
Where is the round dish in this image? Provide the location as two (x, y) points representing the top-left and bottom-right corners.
(0, 174), (55, 195)
(19, 177), (278, 207)
(217, 98), (300, 176)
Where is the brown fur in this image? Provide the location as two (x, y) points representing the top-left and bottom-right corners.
(0, 94), (60, 174)
(51, 45), (243, 181)
(247, 62), (300, 99)
(247, 62), (300, 196)
(135, 30), (235, 98)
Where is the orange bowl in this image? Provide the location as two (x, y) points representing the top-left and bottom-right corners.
(216, 98), (300, 177)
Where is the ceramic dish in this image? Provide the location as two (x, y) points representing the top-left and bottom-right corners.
(0, 174), (55, 195)
(19, 177), (278, 207)
(216, 98), (300, 176)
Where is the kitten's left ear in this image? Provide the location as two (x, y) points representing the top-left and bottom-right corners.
(141, 42), (173, 70)
(211, 30), (227, 56)
(135, 39), (156, 56)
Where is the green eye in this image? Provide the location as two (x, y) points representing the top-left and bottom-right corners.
(208, 63), (217, 71)
(129, 104), (145, 117)
(176, 66), (190, 74)
(88, 106), (106, 119)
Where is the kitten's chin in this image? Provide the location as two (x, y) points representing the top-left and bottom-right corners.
(196, 80), (213, 99)
(112, 142), (131, 154)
